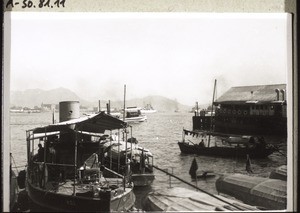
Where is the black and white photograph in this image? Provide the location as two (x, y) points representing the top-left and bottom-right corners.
(3, 3), (296, 212)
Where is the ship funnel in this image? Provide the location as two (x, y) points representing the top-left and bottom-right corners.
(275, 89), (280, 101)
(59, 101), (80, 122)
(280, 89), (285, 101)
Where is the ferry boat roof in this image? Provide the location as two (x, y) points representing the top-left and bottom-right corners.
(214, 84), (286, 105)
(30, 111), (127, 134)
(124, 107), (142, 112)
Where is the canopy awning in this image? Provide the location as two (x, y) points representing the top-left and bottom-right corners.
(32, 112), (127, 134)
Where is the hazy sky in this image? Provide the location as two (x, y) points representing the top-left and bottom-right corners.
(9, 13), (290, 105)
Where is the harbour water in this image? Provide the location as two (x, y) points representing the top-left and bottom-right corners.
(10, 111), (287, 210)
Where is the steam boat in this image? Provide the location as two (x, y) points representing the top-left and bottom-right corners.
(24, 101), (135, 212)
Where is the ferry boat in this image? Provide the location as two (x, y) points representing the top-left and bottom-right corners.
(193, 84), (287, 136)
(121, 107), (147, 123)
(24, 101), (135, 212)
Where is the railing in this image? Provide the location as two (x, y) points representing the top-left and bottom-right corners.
(29, 161), (75, 188)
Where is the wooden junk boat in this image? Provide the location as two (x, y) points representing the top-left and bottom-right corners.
(178, 129), (278, 158)
(100, 137), (155, 187)
(25, 101), (135, 212)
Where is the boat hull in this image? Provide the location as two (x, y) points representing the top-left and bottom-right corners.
(124, 116), (147, 123)
(131, 173), (155, 187)
(178, 141), (274, 158)
(104, 158), (155, 187)
(140, 110), (157, 114)
(216, 173), (287, 210)
(269, 165), (287, 181)
(27, 181), (135, 212)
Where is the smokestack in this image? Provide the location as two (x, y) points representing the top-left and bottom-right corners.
(275, 89), (280, 101)
(108, 100), (111, 114)
(106, 103), (110, 114)
(280, 89), (285, 101)
(59, 101), (80, 122)
(98, 100), (101, 112)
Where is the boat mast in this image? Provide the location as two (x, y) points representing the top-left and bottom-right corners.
(124, 128), (128, 189)
(123, 85), (126, 121)
(110, 130), (112, 169)
(73, 129), (78, 195)
(117, 129), (120, 173)
(130, 126), (133, 162)
(208, 79), (217, 147)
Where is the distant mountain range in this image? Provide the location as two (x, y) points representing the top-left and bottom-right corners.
(10, 87), (90, 108)
(10, 87), (208, 112)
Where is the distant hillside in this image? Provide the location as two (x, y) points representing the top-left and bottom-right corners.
(96, 95), (193, 112)
(10, 87), (91, 108)
(10, 88), (196, 112)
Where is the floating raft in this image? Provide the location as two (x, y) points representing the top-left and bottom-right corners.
(143, 187), (258, 211)
(269, 165), (287, 181)
(216, 173), (287, 210)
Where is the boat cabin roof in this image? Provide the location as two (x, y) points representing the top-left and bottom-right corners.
(124, 107), (142, 112)
(214, 84), (286, 105)
(30, 112), (127, 134)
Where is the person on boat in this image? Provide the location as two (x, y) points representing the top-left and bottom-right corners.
(255, 136), (267, 150)
(247, 137), (256, 149)
(48, 143), (56, 163)
(258, 137), (266, 145)
(199, 139), (205, 147)
(37, 144), (45, 162)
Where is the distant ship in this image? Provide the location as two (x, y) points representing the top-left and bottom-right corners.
(122, 107), (147, 123)
(140, 104), (157, 114)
